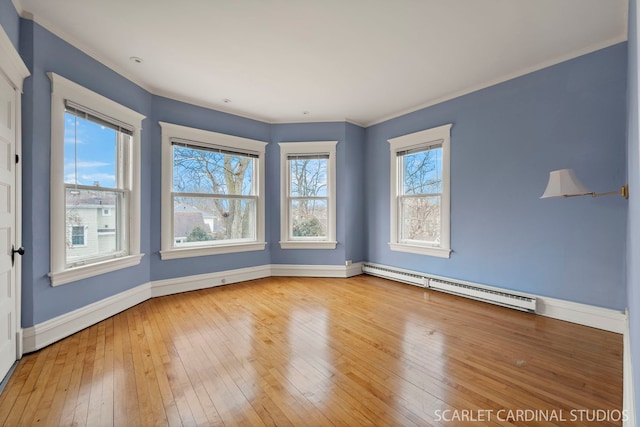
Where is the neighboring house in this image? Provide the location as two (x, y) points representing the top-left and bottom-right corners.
(66, 192), (117, 261)
(173, 203), (214, 244)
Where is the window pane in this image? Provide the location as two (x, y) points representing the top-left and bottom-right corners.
(64, 112), (119, 188)
(173, 146), (254, 195)
(402, 147), (442, 195)
(289, 158), (327, 197)
(173, 196), (255, 246)
(290, 199), (328, 238)
(71, 226), (85, 246)
(66, 187), (123, 264)
(400, 196), (441, 244)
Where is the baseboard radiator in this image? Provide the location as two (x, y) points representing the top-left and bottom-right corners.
(361, 263), (426, 287)
(362, 263), (536, 313)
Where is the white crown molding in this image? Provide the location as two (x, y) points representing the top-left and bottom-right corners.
(159, 32), (626, 128)
(10, 0), (22, 15)
(272, 117), (366, 127)
(151, 86), (274, 124)
(5, 11), (357, 129)
(365, 35), (628, 127)
(19, 11), (364, 128)
(22, 13), (155, 95)
(152, 86), (366, 127)
(16, 13), (623, 129)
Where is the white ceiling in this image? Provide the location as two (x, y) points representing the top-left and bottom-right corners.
(17, 0), (628, 126)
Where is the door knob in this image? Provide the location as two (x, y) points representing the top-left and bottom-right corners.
(11, 245), (24, 266)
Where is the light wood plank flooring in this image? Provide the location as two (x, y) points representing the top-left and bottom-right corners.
(0, 276), (623, 426)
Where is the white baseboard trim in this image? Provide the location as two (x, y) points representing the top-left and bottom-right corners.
(623, 311), (636, 427)
(15, 329), (23, 359)
(362, 262), (625, 334)
(22, 283), (152, 353)
(536, 296), (626, 334)
(22, 263), (364, 352)
(151, 265), (271, 298)
(23, 261), (624, 356)
(271, 262), (363, 278)
(346, 262), (364, 277)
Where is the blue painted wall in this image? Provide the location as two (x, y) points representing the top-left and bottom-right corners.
(0, 0), (19, 49)
(269, 122), (366, 266)
(148, 95), (272, 281)
(626, 0), (640, 414)
(19, 20), (153, 327)
(12, 16), (368, 325)
(148, 105), (367, 279)
(344, 123), (366, 263)
(3, 5), (630, 333)
(365, 43), (628, 310)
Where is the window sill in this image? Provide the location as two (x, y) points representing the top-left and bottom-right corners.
(389, 243), (451, 258)
(160, 242), (267, 260)
(279, 241), (337, 250)
(49, 254), (145, 286)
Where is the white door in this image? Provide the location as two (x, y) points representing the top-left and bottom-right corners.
(0, 72), (18, 380)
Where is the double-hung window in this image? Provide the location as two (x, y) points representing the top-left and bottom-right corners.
(388, 124), (451, 258)
(160, 122), (267, 259)
(49, 73), (144, 286)
(279, 141), (337, 249)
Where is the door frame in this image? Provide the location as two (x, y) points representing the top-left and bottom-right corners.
(0, 26), (30, 360)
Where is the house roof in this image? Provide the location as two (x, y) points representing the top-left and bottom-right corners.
(173, 211), (211, 238)
(174, 203), (204, 214)
(66, 190), (116, 207)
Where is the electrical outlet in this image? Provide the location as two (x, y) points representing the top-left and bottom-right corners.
(345, 260), (352, 266)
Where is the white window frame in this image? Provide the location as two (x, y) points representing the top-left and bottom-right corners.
(388, 124), (452, 258)
(48, 72), (145, 286)
(160, 122), (267, 259)
(279, 141), (337, 249)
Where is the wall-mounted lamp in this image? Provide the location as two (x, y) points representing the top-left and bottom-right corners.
(541, 169), (628, 199)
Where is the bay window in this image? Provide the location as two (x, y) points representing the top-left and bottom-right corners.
(48, 73), (144, 286)
(279, 141), (337, 249)
(160, 122), (266, 259)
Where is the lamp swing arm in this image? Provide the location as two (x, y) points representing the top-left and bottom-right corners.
(591, 185), (629, 199)
(561, 186), (628, 199)
(541, 169), (629, 200)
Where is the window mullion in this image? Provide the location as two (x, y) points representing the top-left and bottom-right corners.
(64, 183), (126, 193)
(289, 196), (328, 201)
(399, 193), (442, 199)
(171, 191), (257, 200)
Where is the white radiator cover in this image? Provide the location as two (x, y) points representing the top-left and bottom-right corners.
(362, 263), (536, 313)
(361, 263), (426, 287)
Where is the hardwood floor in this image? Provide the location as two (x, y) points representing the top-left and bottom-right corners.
(0, 276), (623, 426)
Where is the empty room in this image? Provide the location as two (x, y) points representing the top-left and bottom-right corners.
(0, 0), (638, 425)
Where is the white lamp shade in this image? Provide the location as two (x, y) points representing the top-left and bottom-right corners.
(540, 169), (592, 199)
